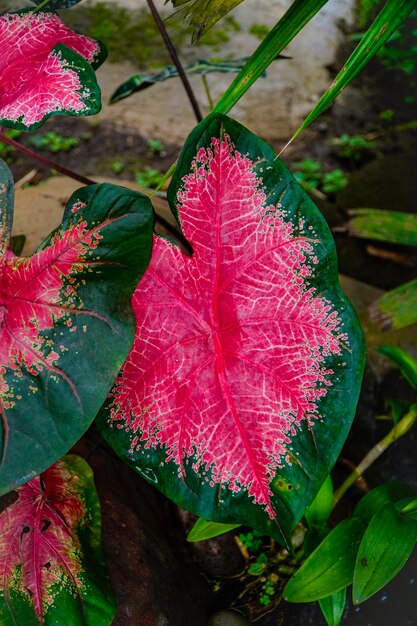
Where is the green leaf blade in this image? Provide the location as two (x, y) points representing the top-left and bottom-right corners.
(319, 588), (346, 626)
(213, 0), (331, 116)
(377, 346), (417, 391)
(187, 518), (241, 542)
(284, 518), (366, 602)
(353, 503), (417, 604)
(291, 0), (417, 142)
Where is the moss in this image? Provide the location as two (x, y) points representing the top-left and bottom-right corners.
(63, 1), (241, 68)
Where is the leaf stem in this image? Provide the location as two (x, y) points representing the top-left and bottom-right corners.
(202, 75), (214, 110)
(32, 0), (53, 12)
(146, 0), (203, 123)
(333, 404), (417, 508)
(0, 131), (189, 250)
(0, 131), (94, 186)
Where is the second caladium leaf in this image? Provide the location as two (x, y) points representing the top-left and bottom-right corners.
(99, 113), (364, 543)
(0, 158), (153, 494)
(0, 9), (106, 131)
(0, 455), (115, 625)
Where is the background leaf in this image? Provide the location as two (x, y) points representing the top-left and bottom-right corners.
(353, 502), (417, 604)
(370, 279), (417, 330)
(168, 0), (244, 42)
(0, 158), (154, 494)
(284, 518), (366, 602)
(98, 113), (364, 545)
(0, 9), (106, 131)
(187, 518), (240, 542)
(346, 209), (417, 246)
(110, 57), (281, 104)
(0, 455), (115, 625)
(290, 0), (417, 143)
(377, 346), (417, 391)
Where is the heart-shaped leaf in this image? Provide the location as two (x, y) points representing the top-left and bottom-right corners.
(0, 158), (153, 494)
(0, 455), (115, 625)
(0, 9), (106, 131)
(98, 114), (364, 544)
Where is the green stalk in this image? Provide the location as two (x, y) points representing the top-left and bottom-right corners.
(32, 0), (52, 12)
(333, 404), (417, 507)
(202, 75), (215, 110)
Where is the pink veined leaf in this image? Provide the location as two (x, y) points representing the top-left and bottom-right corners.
(0, 9), (106, 131)
(0, 159), (154, 496)
(101, 114), (364, 541)
(0, 455), (115, 625)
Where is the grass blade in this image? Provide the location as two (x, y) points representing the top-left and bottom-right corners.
(213, 0), (331, 115)
(289, 0), (417, 143)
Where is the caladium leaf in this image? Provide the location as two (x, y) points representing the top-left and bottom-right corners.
(0, 158), (154, 494)
(98, 113), (364, 544)
(0, 455), (115, 625)
(0, 9), (106, 131)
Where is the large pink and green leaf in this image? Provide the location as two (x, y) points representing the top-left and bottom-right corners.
(98, 114), (365, 544)
(0, 158), (153, 494)
(0, 9), (106, 131)
(0, 455), (115, 625)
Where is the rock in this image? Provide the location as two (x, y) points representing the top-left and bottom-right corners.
(209, 610), (252, 626)
(73, 434), (212, 626)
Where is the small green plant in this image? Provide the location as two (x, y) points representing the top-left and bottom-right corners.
(330, 133), (376, 161)
(146, 138), (166, 156)
(134, 166), (164, 189)
(111, 160), (125, 174)
(239, 530), (265, 553)
(291, 159), (348, 196)
(29, 131), (79, 153)
(0, 128), (21, 161)
(248, 23), (270, 40)
(321, 169), (349, 195)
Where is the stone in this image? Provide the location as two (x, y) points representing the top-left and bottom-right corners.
(209, 610), (252, 626)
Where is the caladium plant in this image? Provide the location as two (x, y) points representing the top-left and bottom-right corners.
(0, 8), (106, 131)
(0, 454), (115, 625)
(0, 158), (154, 495)
(99, 113), (365, 544)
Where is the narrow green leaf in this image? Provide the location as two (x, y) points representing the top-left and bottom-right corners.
(304, 475), (333, 529)
(187, 518), (241, 542)
(347, 209), (417, 246)
(371, 279), (417, 331)
(319, 588), (346, 626)
(284, 518), (366, 602)
(353, 503), (417, 604)
(110, 57), (274, 104)
(354, 482), (416, 524)
(213, 0), (331, 116)
(400, 497), (417, 517)
(377, 346), (417, 391)
(290, 0), (417, 143)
